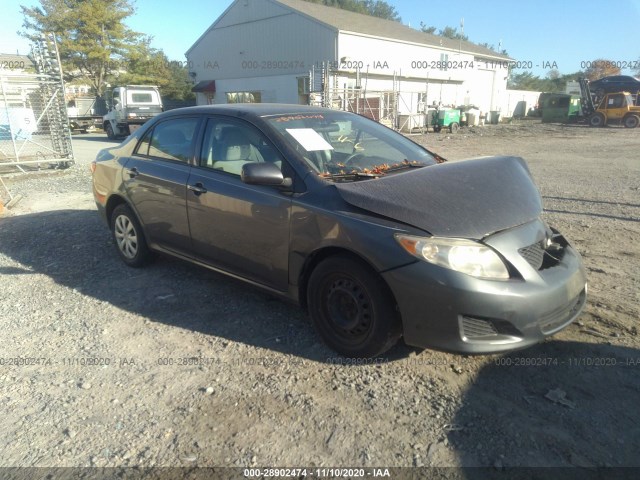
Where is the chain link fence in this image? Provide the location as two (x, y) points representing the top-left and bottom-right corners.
(0, 35), (74, 174)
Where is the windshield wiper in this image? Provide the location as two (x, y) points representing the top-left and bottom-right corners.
(323, 160), (428, 181)
(395, 160), (427, 170)
(325, 171), (384, 181)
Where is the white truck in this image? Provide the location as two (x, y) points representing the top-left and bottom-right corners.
(103, 85), (163, 139)
(67, 96), (107, 133)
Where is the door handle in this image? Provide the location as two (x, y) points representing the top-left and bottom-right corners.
(188, 183), (207, 195)
(126, 167), (139, 178)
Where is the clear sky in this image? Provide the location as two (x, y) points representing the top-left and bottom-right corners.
(2, 0), (639, 77)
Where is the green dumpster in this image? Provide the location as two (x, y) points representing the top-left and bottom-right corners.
(541, 94), (581, 123)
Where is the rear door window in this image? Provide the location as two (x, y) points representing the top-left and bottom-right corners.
(136, 117), (201, 163)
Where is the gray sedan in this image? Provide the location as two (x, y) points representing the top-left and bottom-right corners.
(92, 104), (587, 358)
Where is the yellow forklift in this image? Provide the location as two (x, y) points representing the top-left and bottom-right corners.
(579, 79), (640, 128)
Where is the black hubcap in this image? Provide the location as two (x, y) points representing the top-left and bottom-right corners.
(325, 277), (371, 340)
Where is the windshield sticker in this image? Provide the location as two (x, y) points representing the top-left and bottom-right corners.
(285, 128), (334, 152)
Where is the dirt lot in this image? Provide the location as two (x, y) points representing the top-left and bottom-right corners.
(0, 120), (639, 472)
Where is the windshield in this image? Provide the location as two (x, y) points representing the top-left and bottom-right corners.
(265, 111), (442, 181)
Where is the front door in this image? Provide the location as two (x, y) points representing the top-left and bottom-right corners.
(186, 117), (292, 291)
(603, 94), (626, 122)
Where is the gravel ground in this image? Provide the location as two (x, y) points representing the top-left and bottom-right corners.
(0, 121), (639, 471)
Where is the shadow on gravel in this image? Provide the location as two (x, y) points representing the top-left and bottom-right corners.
(542, 195), (640, 209)
(450, 340), (640, 470)
(3, 210), (640, 471)
(0, 209), (416, 363)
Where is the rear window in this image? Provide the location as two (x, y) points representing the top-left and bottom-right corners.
(136, 117), (200, 162)
(131, 93), (153, 103)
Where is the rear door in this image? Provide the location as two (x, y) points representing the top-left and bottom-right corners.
(186, 116), (292, 291)
(124, 116), (201, 255)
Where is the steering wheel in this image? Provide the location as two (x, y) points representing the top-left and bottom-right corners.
(343, 153), (366, 165)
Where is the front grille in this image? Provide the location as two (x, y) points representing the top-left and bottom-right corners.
(461, 316), (499, 339)
(539, 289), (586, 334)
(519, 241), (545, 270)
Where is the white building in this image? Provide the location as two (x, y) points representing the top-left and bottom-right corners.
(186, 0), (511, 120)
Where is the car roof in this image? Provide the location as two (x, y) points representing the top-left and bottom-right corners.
(160, 103), (336, 120)
(592, 75), (640, 83)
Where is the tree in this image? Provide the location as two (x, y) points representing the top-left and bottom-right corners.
(438, 26), (468, 41)
(301, 0), (400, 21)
(419, 23), (468, 41)
(583, 58), (621, 81)
(508, 70), (584, 92)
(508, 72), (546, 91)
(20, 0), (143, 96)
(419, 22), (437, 34)
(114, 41), (194, 100)
(363, 0), (400, 21)
(478, 42), (508, 56)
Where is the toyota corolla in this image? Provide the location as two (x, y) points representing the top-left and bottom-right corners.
(92, 104), (587, 358)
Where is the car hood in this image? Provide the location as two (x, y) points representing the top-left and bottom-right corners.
(334, 156), (542, 240)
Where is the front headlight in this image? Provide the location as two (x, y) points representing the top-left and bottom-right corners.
(395, 234), (510, 280)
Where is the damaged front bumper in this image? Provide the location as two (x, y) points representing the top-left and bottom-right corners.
(383, 219), (588, 354)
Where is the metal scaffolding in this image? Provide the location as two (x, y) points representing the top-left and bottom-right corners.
(307, 62), (430, 133)
(0, 34), (74, 173)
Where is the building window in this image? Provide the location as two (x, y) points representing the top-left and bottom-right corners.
(297, 77), (310, 105)
(226, 91), (262, 104)
(439, 53), (448, 71)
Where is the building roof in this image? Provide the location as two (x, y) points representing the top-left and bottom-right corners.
(0, 53), (35, 71)
(274, 0), (510, 60)
(187, 0), (510, 60)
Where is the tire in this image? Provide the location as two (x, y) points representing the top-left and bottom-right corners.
(110, 204), (152, 267)
(433, 125), (442, 133)
(307, 255), (401, 358)
(449, 122), (459, 133)
(623, 114), (640, 128)
(589, 113), (605, 127)
(105, 122), (115, 139)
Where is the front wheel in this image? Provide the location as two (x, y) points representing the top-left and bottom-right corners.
(589, 113), (605, 127)
(307, 255), (401, 358)
(623, 114), (640, 128)
(110, 204), (152, 267)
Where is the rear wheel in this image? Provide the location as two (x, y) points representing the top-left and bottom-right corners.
(623, 114), (640, 128)
(449, 122), (459, 133)
(307, 255), (401, 358)
(110, 204), (152, 267)
(589, 113), (605, 127)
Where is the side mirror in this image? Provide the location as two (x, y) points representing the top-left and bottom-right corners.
(241, 162), (292, 188)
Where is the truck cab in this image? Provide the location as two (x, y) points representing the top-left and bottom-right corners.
(103, 85), (163, 138)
